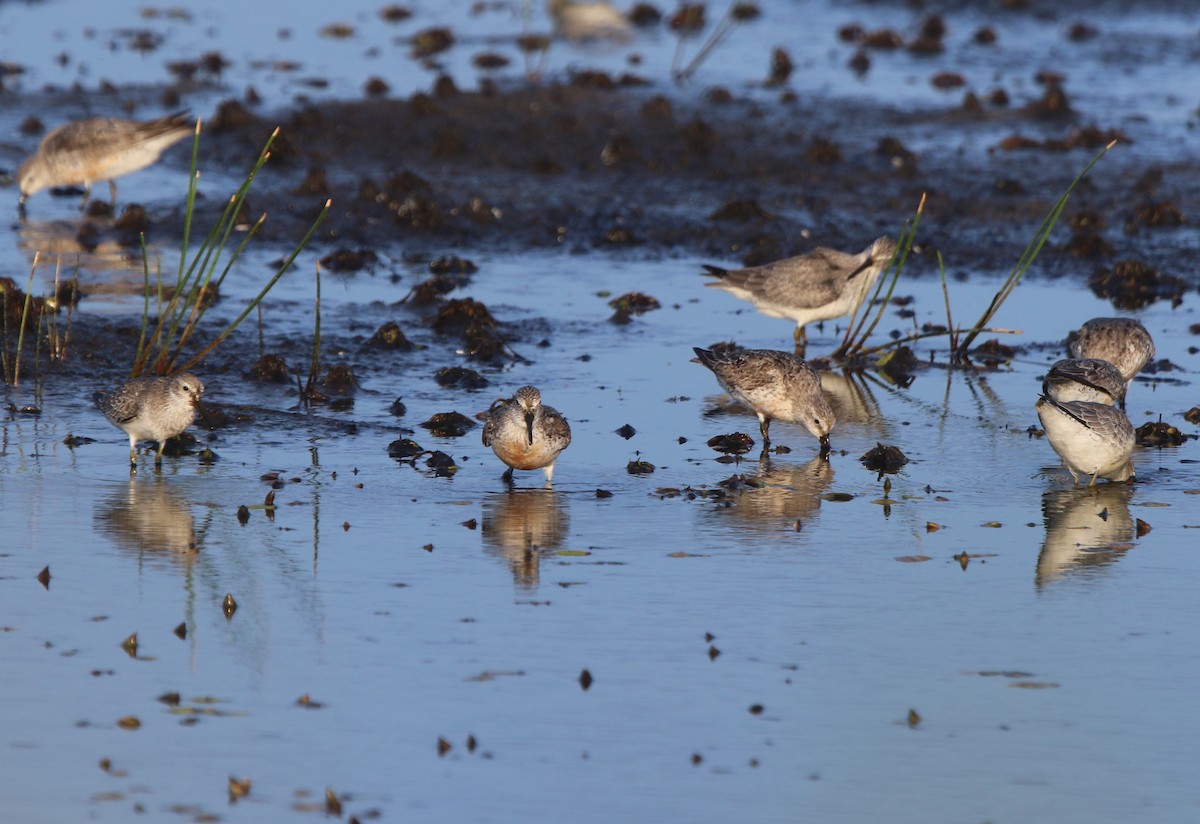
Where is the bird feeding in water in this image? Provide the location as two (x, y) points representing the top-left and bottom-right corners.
(1035, 394), (1135, 487)
(1067, 317), (1155, 391)
(691, 346), (835, 456)
(17, 111), (193, 212)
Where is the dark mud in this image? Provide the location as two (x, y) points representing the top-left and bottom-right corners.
(190, 77), (1199, 276)
(12, 60), (1197, 290)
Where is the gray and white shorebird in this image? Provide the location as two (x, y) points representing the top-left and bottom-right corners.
(95, 373), (205, 468)
(702, 236), (897, 353)
(1067, 317), (1155, 388)
(481, 385), (572, 484)
(692, 346), (835, 455)
(17, 111), (192, 211)
(547, 0), (632, 41)
(1042, 358), (1127, 406)
(1035, 394), (1135, 486)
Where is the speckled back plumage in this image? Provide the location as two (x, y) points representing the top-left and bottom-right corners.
(692, 347), (835, 449)
(1067, 317), (1155, 384)
(1042, 358), (1127, 406)
(96, 372), (204, 464)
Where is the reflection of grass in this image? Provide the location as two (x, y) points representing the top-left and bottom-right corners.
(299, 262), (323, 407)
(2, 255), (79, 388)
(133, 121), (330, 378)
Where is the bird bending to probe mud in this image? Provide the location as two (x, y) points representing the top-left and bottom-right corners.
(17, 111), (193, 212)
(1035, 394), (1135, 487)
(692, 347), (835, 456)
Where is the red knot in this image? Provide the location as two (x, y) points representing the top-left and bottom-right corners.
(1042, 358), (1127, 406)
(18, 111), (192, 211)
(481, 385), (572, 484)
(94, 373), (205, 468)
(1035, 395), (1135, 486)
(1067, 317), (1155, 388)
(702, 236), (897, 354)
(692, 346), (835, 455)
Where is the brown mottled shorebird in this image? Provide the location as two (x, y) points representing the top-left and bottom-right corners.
(692, 346), (835, 455)
(1067, 317), (1155, 388)
(1035, 395), (1135, 486)
(17, 111), (192, 211)
(482, 385), (572, 484)
(1042, 358), (1127, 406)
(703, 236), (897, 353)
(95, 373), (205, 468)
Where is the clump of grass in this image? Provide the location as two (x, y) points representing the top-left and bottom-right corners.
(837, 140), (1116, 362)
(952, 139), (1117, 363)
(132, 119), (330, 378)
(1, 254), (40, 387)
(674, 1), (753, 83)
(835, 195), (924, 360)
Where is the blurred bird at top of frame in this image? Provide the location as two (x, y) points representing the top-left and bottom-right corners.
(547, 0), (632, 42)
(702, 236), (897, 355)
(482, 385), (572, 484)
(17, 111), (193, 212)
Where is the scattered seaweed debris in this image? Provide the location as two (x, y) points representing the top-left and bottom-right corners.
(431, 297), (509, 360)
(435, 366), (489, 389)
(424, 450), (458, 476)
(707, 432), (755, 455)
(367, 320), (414, 349)
(1135, 420), (1193, 447)
(420, 411), (476, 437)
(970, 338), (1018, 368)
(876, 346), (918, 384)
(627, 458), (656, 475)
(319, 247), (379, 272)
(1088, 260), (1188, 310)
(429, 254), (478, 274)
(249, 354), (291, 383)
(387, 438), (425, 461)
(860, 443), (909, 478)
(608, 291), (661, 324)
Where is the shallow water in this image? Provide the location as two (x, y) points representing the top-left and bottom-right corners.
(5, 254), (1200, 823)
(4, 0), (1200, 822)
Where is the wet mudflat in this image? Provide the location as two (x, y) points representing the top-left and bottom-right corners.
(3, 0), (1200, 822)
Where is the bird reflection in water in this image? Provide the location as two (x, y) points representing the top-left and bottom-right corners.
(706, 454), (834, 536)
(95, 477), (199, 564)
(481, 490), (570, 589)
(1037, 485), (1137, 587)
(818, 369), (884, 428)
